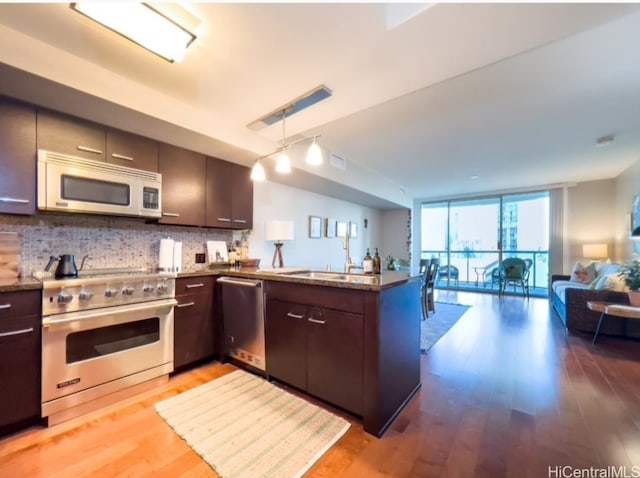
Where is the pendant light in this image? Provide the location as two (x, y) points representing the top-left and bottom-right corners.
(305, 137), (323, 166)
(250, 159), (266, 181)
(275, 110), (291, 174)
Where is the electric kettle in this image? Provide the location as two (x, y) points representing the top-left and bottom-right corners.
(45, 254), (78, 279)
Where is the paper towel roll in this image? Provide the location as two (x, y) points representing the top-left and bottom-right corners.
(173, 241), (182, 273)
(159, 238), (174, 271)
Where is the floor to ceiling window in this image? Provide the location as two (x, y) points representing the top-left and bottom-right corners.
(421, 191), (550, 296)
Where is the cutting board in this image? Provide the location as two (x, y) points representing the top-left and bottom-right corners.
(0, 232), (21, 279)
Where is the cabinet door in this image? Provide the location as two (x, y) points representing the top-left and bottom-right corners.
(0, 97), (36, 215)
(37, 109), (106, 161)
(205, 157), (233, 228)
(229, 162), (253, 230)
(106, 129), (158, 172)
(158, 143), (206, 226)
(0, 313), (41, 427)
(174, 278), (215, 369)
(265, 298), (307, 390)
(307, 307), (364, 415)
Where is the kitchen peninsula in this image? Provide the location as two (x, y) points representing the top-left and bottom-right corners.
(184, 267), (423, 437)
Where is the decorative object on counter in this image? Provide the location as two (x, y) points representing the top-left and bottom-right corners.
(619, 260), (640, 306)
(206, 240), (229, 267)
(155, 369), (350, 478)
(325, 218), (336, 237)
(240, 258), (260, 268)
(421, 302), (470, 353)
(265, 220), (295, 268)
(0, 232), (20, 279)
(373, 248), (381, 274)
(159, 237), (182, 272)
(386, 255), (396, 271)
(309, 215), (322, 238)
(363, 248), (373, 274)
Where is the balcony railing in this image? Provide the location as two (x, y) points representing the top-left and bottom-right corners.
(421, 249), (549, 297)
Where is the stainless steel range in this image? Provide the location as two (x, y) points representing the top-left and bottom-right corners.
(38, 268), (176, 425)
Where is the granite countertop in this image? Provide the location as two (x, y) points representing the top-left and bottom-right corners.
(179, 267), (420, 291)
(0, 277), (42, 293)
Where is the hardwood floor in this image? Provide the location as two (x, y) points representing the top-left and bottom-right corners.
(1, 291), (639, 477)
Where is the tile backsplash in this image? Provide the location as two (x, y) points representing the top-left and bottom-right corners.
(0, 213), (233, 276)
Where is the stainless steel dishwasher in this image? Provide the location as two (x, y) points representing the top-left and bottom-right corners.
(217, 277), (265, 371)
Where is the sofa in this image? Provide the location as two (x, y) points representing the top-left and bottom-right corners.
(551, 262), (640, 339)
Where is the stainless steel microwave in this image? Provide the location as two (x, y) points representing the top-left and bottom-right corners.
(37, 150), (162, 218)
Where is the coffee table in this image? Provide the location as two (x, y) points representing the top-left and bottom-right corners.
(586, 301), (640, 344)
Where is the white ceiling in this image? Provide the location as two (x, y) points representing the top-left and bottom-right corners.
(1, 3), (640, 208)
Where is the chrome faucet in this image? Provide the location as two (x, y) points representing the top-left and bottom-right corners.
(343, 229), (362, 273)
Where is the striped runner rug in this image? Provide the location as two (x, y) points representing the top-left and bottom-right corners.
(155, 369), (350, 478)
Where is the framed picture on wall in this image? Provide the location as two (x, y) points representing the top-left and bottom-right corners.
(336, 221), (348, 238)
(309, 216), (322, 238)
(633, 195), (640, 252)
(350, 221), (358, 238)
(325, 218), (336, 238)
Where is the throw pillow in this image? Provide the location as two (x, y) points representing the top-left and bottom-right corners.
(594, 273), (629, 292)
(570, 261), (596, 284)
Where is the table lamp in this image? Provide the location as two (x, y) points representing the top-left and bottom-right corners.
(582, 243), (608, 262)
(265, 220), (295, 268)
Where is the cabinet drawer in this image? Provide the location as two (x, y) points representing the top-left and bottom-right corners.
(175, 276), (214, 296)
(266, 281), (364, 314)
(0, 290), (41, 320)
(175, 293), (212, 317)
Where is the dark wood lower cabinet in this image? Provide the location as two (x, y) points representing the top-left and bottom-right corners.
(264, 299), (307, 391)
(173, 277), (215, 370)
(0, 290), (41, 430)
(265, 287), (364, 416)
(307, 307), (363, 415)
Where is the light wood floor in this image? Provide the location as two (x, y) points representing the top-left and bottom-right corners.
(2, 291), (640, 477)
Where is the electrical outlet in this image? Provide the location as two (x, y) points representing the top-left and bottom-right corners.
(195, 253), (206, 264)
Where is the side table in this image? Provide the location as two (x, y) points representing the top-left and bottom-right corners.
(586, 301), (640, 344)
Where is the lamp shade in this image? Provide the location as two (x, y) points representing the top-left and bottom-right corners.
(582, 243), (608, 259)
(265, 220), (295, 242)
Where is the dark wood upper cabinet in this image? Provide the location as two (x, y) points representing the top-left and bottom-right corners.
(158, 143), (206, 226)
(0, 97), (36, 215)
(37, 109), (106, 161)
(205, 157), (253, 229)
(106, 129), (158, 172)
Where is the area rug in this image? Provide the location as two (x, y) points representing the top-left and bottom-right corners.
(155, 369), (350, 478)
(421, 302), (471, 353)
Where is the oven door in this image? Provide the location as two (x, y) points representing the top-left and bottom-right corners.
(42, 299), (176, 406)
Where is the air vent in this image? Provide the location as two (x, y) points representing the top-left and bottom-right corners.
(247, 85), (332, 131)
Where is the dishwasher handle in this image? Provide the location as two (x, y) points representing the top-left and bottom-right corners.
(216, 277), (262, 288)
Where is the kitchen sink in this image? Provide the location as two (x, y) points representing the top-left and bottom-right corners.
(287, 271), (379, 284)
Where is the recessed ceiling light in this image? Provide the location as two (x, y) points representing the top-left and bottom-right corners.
(470, 175), (479, 180)
(596, 135), (615, 146)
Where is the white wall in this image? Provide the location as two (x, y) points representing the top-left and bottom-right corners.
(381, 208), (411, 263)
(247, 180), (383, 271)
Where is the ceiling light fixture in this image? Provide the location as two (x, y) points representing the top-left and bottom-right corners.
(596, 135), (615, 147)
(70, 2), (197, 63)
(305, 137), (323, 166)
(250, 159), (266, 181)
(274, 110), (292, 174)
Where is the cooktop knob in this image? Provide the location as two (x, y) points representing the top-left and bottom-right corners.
(104, 287), (118, 298)
(142, 283), (155, 294)
(121, 285), (135, 296)
(57, 289), (73, 305)
(156, 282), (168, 294)
(78, 289), (94, 302)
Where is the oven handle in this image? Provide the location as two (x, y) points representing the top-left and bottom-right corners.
(42, 298), (177, 329)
